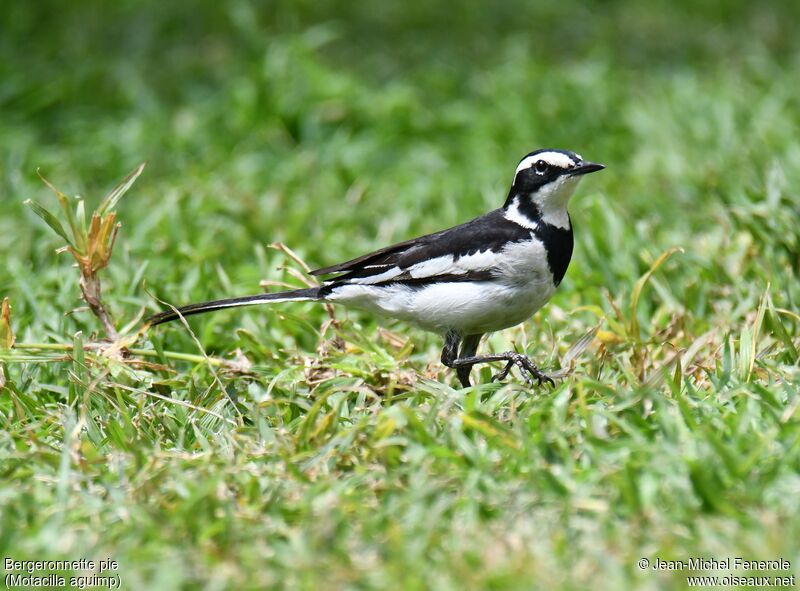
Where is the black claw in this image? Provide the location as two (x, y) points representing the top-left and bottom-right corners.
(491, 360), (514, 383)
(510, 354), (556, 388)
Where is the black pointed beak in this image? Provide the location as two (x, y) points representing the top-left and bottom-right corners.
(570, 162), (605, 176)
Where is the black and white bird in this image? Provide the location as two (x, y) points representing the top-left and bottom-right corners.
(148, 149), (604, 387)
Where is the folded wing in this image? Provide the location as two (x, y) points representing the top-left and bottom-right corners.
(311, 209), (532, 286)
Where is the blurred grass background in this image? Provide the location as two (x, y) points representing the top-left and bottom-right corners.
(1, 1), (799, 589)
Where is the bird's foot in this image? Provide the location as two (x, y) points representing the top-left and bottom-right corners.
(490, 353), (556, 387)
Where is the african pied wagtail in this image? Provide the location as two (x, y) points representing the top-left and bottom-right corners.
(148, 149), (604, 387)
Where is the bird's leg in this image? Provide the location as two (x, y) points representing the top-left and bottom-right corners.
(441, 332), (482, 387)
(440, 330), (461, 367)
(441, 333), (553, 388)
(450, 351), (556, 387)
(455, 334), (482, 387)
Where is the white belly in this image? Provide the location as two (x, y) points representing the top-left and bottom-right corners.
(326, 239), (558, 335)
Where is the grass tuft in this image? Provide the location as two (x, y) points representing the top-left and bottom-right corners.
(26, 164), (146, 339)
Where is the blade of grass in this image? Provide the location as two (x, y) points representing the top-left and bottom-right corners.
(629, 247), (683, 339)
(37, 169), (82, 246)
(98, 162), (146, 216)
(24, 199), (76, 248)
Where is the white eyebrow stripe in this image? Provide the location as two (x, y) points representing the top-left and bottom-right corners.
(515, 151), (577, 175)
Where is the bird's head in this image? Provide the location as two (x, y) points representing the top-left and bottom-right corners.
(506, 149), (604, 228)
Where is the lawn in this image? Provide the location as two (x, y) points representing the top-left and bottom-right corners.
(1, 1), (799, 589)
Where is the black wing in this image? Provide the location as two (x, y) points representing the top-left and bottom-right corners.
(311, 209), (532, 285)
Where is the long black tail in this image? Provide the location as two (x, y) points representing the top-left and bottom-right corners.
(146, 287), (321, 326)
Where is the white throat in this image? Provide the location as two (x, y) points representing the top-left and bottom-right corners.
(529, 175), (580, 229)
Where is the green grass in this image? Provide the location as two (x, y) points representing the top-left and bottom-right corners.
(1, 1), (799, 589)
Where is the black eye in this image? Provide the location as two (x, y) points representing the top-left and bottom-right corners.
(534, 160), (548, 174)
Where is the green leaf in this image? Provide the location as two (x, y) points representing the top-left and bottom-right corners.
(98, 162), (146, 216)
(671, 351), (682, 393)
(766, 302), (798, 361)
(749, 286), (769, 372)
(461, 410), (519, 450)
(37, 169), (80, 241)
(738, 327), (753, 382)
(629, 247), (683, 339)
(24, 199), (76, 248)
(68, 331), (85, 407)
